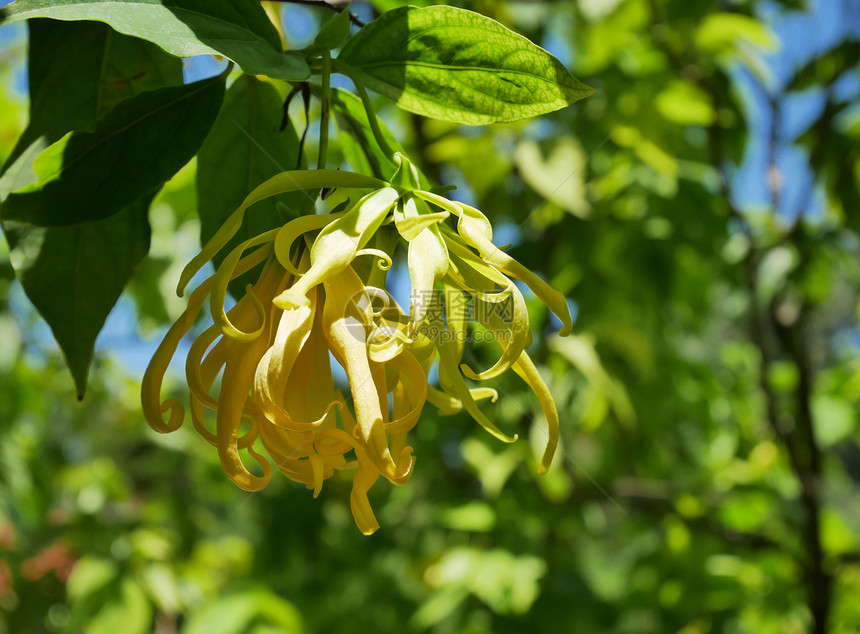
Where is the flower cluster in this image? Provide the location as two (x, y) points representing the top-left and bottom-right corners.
(142, 155), (571, 534)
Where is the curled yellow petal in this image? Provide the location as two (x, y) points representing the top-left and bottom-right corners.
(416, 190), (572, 336)
(217, 336), (274, 491)
(274, 187), (399, 309)
(142, 245), (266, 434)
(350, 459), (381, 535)
(382, 349), (427, 434)
(210, 234), (280, 342)
(354, 247), (393, 271)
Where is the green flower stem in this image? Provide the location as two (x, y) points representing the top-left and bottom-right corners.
(333, 62), (396, 164)
(354, 79), (396, 164)
(318, 51), (332, 170)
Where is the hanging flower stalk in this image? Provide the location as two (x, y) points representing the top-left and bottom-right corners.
(142, 155), (570, 534)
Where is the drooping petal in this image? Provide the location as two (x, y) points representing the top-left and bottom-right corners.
(427, 287), (518, 443)
(426, 385), (498, 415)
(396, 197), (449, 338)
(322, 266), (414, 485)
(258, 423), (317, 484)
(252, 297), (315, 423)
(416, 190), (572, 336)
(217, 333), (274, 492)
(479, 312), (560, 474)
(350, 453), (382, 535)
(273, 212), (345, 276)
(211, 255), (287, 491)
(512, 351), (560, 475)
(279, 297), (343, 432)
(444, 242), (530, 382)
(382, 348), (427, 435)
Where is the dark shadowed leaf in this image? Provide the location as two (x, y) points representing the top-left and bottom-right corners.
(196, 75), (303, 295)
(0, 0), (308, 80)
(5, 195), (154, 398)
(0, 19), (182, 397)
(311, 9), (351, 52)
(1, 73), (224, 227)
(0, 18), (181, 197)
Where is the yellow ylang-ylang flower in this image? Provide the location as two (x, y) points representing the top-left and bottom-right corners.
(142, 154), (570, 535)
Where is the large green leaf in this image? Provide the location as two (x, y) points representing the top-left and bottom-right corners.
(337, 5), (594, 125)
(0, 19), (183, 397)
(0, 0), (309, 80)
(1, 72), (224, 227)
(196, 75), (303, 295)
(5, 195), (153, 399)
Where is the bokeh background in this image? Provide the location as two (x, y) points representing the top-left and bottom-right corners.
(2, 0), (860, 632)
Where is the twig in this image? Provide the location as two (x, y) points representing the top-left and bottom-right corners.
(773, 307), (831, 634)
(317, 51), (332, 169)
(788, 88), (837, 232)
(265, 0), (365, 27)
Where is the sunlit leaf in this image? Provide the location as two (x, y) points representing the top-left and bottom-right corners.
(695, 13), (776, 54)
(338, 5), (593, 124)
(655, 80), (715, 127)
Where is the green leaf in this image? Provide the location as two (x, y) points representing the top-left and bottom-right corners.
(812, 395), (855, 449)
(87, 577), (152, 634)
(0, 19), (182, 397)
(0, 0), (309, 80)
(66, 556), (119, 601)
(196, 75), (302, 295)
(438, 501), (496, 532)
(312, 8), (351, 52)
(330, 87), (404, 178)
(515, 138), (590, 218)
(0, 18), (182, 197)
(1, 73), (225, 227)
(654, 80), (716, 127)
(694, 13), (776, 55)
(337, 5), (594, 125)
(183, 589), (303, 634)
(5, 195), (153, 398)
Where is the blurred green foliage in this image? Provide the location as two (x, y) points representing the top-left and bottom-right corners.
(2, 1), (860, 633)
